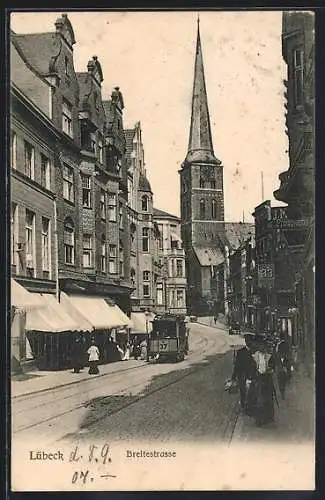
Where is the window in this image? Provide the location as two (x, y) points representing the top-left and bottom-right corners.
(100, 235), (106, 273)
(176, 290), (184, 308)
(294, 48), (304, 107)
(212, 199), (217, 220)
(108, 193), (117, 221)
(143, 270), (150, 281)
(62, 99), (73, 137)
(63, 164), (74, 202)
(64, 56), (69, 76)
(211, 179), (216, 189)
(82, 174), (92, 208)
(24, 141), (34, 179)
(41, 218), (50, 277)
(11, 203), (18, 268)
(142, 227), (149, 252)
(200, 199), (206, 219)
(98, 138), (103, 164)
(141, 195), (148, 212)
(90, 133), (96, 154)
(100, 190), (106, 219)
(158, 224), (163, 250)
(109, 245), (117, 274)
(64, 220), (75, 265)
(199, 177), (205, 188)
(83, 234), (93, 268)
(11, 131), (17, 169)
(119, 203), (124, 229)
(143, 284), (150, 297)
(25, 210), (35, 276)
(176, 259), (183, 278)
(41, 154), (50, 190)
(119, 241), (124, 277)
(156, 283), (163, 305)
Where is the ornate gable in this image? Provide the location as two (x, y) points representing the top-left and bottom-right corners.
(87, 56), (103, 85)
(55, 13), (76, 48)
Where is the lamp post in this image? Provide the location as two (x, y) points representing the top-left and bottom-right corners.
(145, 309), (150, 362)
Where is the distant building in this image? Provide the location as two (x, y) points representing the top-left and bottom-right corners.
(153, 209), (187, 315)
(179, 21), (253, 316)
(125, 122), (161, 313)
(273, 11), (315, 369)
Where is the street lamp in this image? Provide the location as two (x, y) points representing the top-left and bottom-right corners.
(145, 309), (150, 362)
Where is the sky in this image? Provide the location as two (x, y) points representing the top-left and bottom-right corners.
(10, 10), (289, 222)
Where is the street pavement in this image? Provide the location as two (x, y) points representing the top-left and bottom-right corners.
(12, 320), (241, 445)
(11, 318), (315, 491)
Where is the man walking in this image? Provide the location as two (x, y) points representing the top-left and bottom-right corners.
(232, 334), (256, 413)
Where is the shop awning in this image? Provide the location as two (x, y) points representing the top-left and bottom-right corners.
(11, 279), (45, 311)
(60, 292), (94, 332)
(25, 294), (86, 333)
(66, 295), (131, 330)
(112, 304), (132, 328)
(130, 312), (155, 334)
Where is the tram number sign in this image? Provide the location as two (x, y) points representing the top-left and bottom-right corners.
(159, 340), (168, 351)
(257, 264), (274, 289)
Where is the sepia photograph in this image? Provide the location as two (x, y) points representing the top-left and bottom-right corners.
(9, 9), (315, 491)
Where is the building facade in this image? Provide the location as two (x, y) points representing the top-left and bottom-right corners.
(273, 11), (315, 369)
(125, 122), (161, 313)
(153, 209), (187, 315)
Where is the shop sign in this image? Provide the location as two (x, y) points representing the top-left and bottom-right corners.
(257, 263), (274, 289)
(268, 219), (312, 230)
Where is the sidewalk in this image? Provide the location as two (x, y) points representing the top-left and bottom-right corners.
(11, 358), (147, 399)
(232, 367), (315, 444)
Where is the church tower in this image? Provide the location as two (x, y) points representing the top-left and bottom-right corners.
(180, 19), (225, 314)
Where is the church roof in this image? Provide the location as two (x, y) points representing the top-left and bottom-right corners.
(139, 172), (152, 193)
(193, 247), (224, 267)
(153, 208), (180, 221)
(184, 21), (221, 167)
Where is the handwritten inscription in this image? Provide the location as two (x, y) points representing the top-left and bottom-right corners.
(69, 442), (115, 484)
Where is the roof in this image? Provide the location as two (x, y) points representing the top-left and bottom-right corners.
(139, 172), (152, 193)
(184, 21), (221, 166)
(12, 32), (59, 76)
(124, 128), (136, 158)
(193, 247), (225, 267)
(153, 207), (180, 221)
(103, 100), (114, 129)
(224, 223), (255, 251)
(77, 72), (92, 108)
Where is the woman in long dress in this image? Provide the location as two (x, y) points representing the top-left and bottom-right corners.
(251, 338), (276, 426)
(87, 341), (100, 375)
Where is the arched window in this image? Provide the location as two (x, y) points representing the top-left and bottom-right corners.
(64, 218), (75, 264)
(141, 195), (148, 212)
(200, 199), (205, 219)
(212, 199), (217, 220)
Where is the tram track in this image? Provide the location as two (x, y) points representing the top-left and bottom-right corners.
(13, 332), (227, 436)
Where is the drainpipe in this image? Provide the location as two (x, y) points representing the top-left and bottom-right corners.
(53, 196), (60, 302)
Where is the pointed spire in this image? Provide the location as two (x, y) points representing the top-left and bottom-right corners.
(185, 20), (221, 166)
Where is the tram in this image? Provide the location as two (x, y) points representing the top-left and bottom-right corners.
(149, 314), (188, 362)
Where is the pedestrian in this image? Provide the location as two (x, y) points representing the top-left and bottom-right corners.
(72, 334), (85, 373)
(231, 334), (257, 413)
(123, 341), (131, 361)
(251, 336), (276, 426)
(140, 338), (147, 360)
(87, 339), (100, 375)
(274, 336), (292, 399)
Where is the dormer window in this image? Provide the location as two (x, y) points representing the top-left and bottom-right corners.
(62, 99), (73, 138)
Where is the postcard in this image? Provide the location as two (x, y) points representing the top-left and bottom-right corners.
(10, 9), (315, 491)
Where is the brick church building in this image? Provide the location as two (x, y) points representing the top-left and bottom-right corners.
(180, 20), (253, 315)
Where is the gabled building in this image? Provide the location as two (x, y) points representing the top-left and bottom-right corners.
(153, 208), (187, 315)
(125, 122), (161, 313)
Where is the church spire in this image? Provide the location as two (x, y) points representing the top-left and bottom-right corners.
(185, 20), (221, 166)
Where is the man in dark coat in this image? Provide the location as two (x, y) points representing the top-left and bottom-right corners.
(232, 334), (257, 412)
(72, 335), (85, 373)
